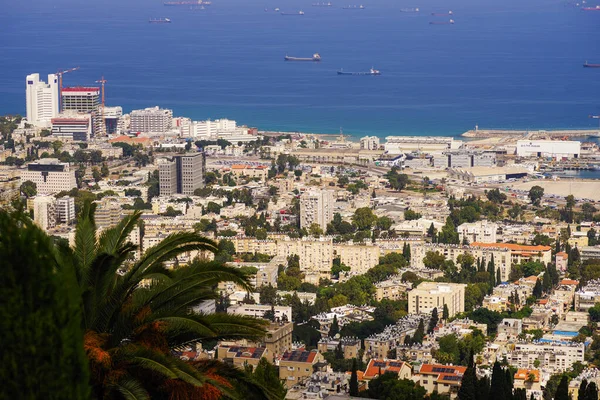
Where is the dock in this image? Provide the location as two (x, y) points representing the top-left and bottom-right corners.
(462, 128), (600, 139)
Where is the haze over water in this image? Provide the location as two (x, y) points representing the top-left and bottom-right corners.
(1, 0), (599, 137)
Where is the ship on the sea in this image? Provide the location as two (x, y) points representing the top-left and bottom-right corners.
(285, 53), (321, 61)
(431, 10), (453, 15)
(400, 7), (419, 12)
(312, 2), (333, 6)
(281, 10), (305, 15)
(584, 61), (600, 68)
(164, 1), (210, 6)
(337, 67), (381, 75)
(582, 5), (600, 9)
(149, 17), (172, 23)
(430, 19), (455, 24)
(342, 5), (365, 9)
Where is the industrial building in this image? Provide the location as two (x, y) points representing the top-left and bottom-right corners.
(26, 73), (59, 127)
(384, 136), (462, 155)
(131, 106), (173, 133)
(516, 140), (581, 160)
(158, 152), (206, 196)
(434, 150), (496, 168)
(448, 166), (529, 183)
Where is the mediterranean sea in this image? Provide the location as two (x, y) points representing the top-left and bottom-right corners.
(0, 0), (599, 138)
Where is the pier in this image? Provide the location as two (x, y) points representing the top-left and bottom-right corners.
(462, 128), (600, 139)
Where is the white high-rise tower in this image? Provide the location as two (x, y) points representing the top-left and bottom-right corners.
(26, 73), (59, 126)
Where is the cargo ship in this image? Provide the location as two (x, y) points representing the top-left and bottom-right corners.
(281, 10), (305, 14)
(430, 19), (455, 24)
(149, 17), (171, 23)
(431, 10), (453, 15)
(582, 5), (600, 9)
(285, 53), (321, 61)
(584, 61), (600, 68)
(312, 2), (333, 6)
(343, 4), (365, 9)
(337, 67), (381, 75)
(164, 1), (210, 5)
(400, 7), (419, 12)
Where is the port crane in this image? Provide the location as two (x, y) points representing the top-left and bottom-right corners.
(56, 66), (80, 112)
(95, 76), (107, 136)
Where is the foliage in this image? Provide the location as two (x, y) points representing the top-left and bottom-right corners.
(385, 167), (410, 191)
(20, 180), (37, 198)
(528, 186), (545, 206)
(352, 207), (378, 231)
(0, 208), (90, 399)
(366, 373), (426, 400)
(404, 209), (422, 221)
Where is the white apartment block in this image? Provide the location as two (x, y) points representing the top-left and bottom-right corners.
(300, 190), (335, 230)
(457, 220), (498, 244)
(227, 304), (292, 322)
(56, 196), (76, 224)
(192, 118), (237, 139)
(506, 341), (585, 373)
(334, 243), (380, 275)
(33, 196), (57, 231)
(130, 106), (173, 133)
(21, 159), (77, 195)
(408, 282), (466, 318)
(360, 136), (380, 150)
(26, 73), (59, 127)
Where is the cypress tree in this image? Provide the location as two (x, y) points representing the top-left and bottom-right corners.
(490, 362), (507, 400)
(330, 315), (340, 337)
(533, 279), (543, 298)
(543, 270), (552, 293)
(349, 358), (359, 396)
(428, 308), (439, 334)
(476, 376), (490, 400)
(555, 376), (570, 400)
(413, 319), (425, 344)
(585, 382), (598, 400)
(513, 389), (527, 400)
(0, 209), (90, 399)
(458, 353), (477, 400)
(504, 368), (514, 400)
(556, 238), (561, 254)
(578, 379), (588, 400)
(443, 304), (450, 320)
(496, 269), (502, 286)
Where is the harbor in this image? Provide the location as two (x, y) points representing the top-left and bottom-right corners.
(462, 128), (600, 139)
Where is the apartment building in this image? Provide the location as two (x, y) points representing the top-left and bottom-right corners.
(21, 159), (77, 194)
(25, 73), (59, 126)
(130, 106), (173, 133)
(363, 359), (412, 381)
(264, 322), (294, 357)
(229, 164), (268, 182)
(279, 350), (324, 388)
(317, 337), (362, 360)
(33, 196), (56, 231)
(413, 364), (466, 397)
(94, 197), (123, 229)
(375, 275), (412, 301)
(216, 346), (269, 368)
(300, 190), (335, 230)
(506, 341), (585, 373)
(56, 196), (76, 224)
(408, 282), (466, 318)
(457, 220), (498, 244)
(227, 304), (292, 322)
(159, 152), (205, 196)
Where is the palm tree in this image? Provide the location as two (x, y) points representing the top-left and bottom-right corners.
(57, 202), (271, 400)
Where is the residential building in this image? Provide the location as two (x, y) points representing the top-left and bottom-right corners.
(130, 106), (173, 133)
(56, 196), (76, 224)
(497, 318), (523, 337)
(360, 136), (380, 150)
(264, 322), (294, 357)
(279, 349), (324, 388)
(317, 337), (362, 359)
(408, 282), (466, 318)
(513, 369), (541, 392)
(61, 87), (100, 113)
(363, 359), (412, 381)
(94, 197), (123, 229)
(21, 159), (77, 194)
(25, 73), (59, 126)
(192, 118), (237, 139)
(229, 164), (269, 182)
(506, 341), (585, 373)
(227, 304), (292, 322)
(457, 220), (498, 244)
(51, 113), (92, 141)
(556, 252), (569, 272)
(413, 364), (466, 397)
(100, 106), (124, 135)
(33, 196), (56, 231)
(159, 152), (206, 196)
(363, 315), (424, 359)
(300, 190), (335, 230)
(575, 280), (600, 311)
(216, 346), (269, 369)
(374, 275), (412, 301)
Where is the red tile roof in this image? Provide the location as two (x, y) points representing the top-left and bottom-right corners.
(364, 359), (408, 379)
(514, 369), (540, 382)
(560, 279), (579, 286)
(472, 242), (551, 252)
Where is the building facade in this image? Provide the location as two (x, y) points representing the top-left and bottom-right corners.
(21, 159), (77, 194)
(61, 87), (100, 113)
(457, 220), (498, 244)
(26, 73), (59, 127)
(56, 196), (76, 224)
(300, 190), (335, 230)
(131, 106), (173, 133)
(51, 114), (92, 141)
(408, 282), (466, 318)
(159, 153), (206, 196)
(33, 196), (56, 231)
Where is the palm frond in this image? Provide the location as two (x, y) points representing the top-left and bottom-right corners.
(112, 377), (150, 400)
(98, 211), (141, 255)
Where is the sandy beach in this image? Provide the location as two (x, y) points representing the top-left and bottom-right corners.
(510, 180), (600, 201)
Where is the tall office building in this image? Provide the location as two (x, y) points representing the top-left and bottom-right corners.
(25, 73), (59, 126)
(51, 112), (92, 141)
(61, 87), (100, 113)
(159, 152), (205, 196)
(300, 190), (335, 230)
(21, 159), (77, 195)
(131, 106), (173, 133)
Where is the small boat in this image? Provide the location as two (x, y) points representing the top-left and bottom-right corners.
(584, 61), (600, 68)
(431, 10), (453, 15)
(429, 19), (454, 24)
(582, 5), (600, 10)
(281, 10), (304, 14)
(337, 67), (381, 75)
(285, 53), (321, 61)
(149, 17), (171, 23)
(342, 4), (364, 9)
(400, 7), (419, 12)
(312, 2), (333, 6)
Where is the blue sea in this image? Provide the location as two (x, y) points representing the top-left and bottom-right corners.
(1, 0), (599, 138)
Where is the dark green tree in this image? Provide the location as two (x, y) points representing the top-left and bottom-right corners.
(329, 314), (340, 337)
(413, 319), (425, 344)
(458, 353), (477, 400)
(490, 362), (508, 400)
(428, 307), (439, 334)
(443, 304), (450, 320)
(555, 376), (570, 400)
(533, 279), (543, 298)
(0, 208), (90, 399)
(350, 358), (359, 396)
(585, 382), (598, 400)
(578, 379), (588, 400)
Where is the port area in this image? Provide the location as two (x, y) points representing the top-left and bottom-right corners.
(462, 128), (600, 140)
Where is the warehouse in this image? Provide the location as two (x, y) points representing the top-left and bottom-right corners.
(448, 166), (529, 183)
(516, 140), (581, 160)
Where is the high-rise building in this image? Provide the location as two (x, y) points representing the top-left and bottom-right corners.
(159, 152), (205, 196)
(299, 190), (335, 230)
(101, 106), (124, 135)
(51, 112), (92, 141)
(33, 196), (57, 231)
(61, 87), (100, 113)
(20, 159), (77, 194)
(130, 106), (173, 133)
(56, 196), (76, 224)
(25, 73), (59, 127)
(360, 136), (380, 150)
(95, 197), (123, 229)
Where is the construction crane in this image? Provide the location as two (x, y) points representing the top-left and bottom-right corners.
(56, 66), (80, 112)
(95, 76), (107, 136)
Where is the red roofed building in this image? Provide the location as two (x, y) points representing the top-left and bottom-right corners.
(228, 164), (268, 182)
(108, 135), (153, 148)
(363, 359), (412, 381)
(413, 364), (467, 396)
(513, 369), (541, 392)
(279, 349), (324, 387)
(472, 242), (552, 266)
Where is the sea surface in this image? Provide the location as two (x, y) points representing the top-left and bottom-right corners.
(0, 0), (599, 138)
